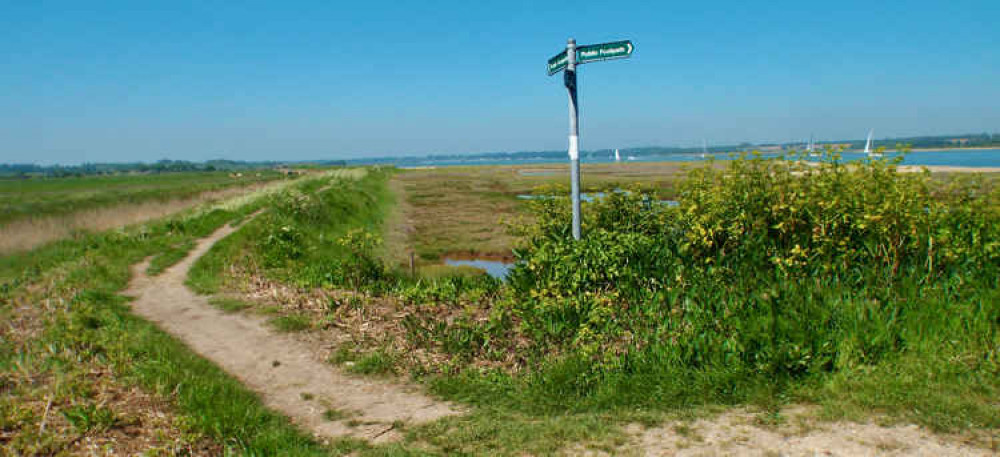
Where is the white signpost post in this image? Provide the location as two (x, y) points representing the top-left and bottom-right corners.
(548, 38), (634, 240)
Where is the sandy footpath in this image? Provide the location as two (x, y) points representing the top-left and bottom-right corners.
(124, 221), (460, 444)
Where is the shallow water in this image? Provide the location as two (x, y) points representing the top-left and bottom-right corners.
(444, 258), (514, 279)
(518, 193), (679, 206)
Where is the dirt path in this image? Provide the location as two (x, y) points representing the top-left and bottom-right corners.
(124, 221), (460, 443)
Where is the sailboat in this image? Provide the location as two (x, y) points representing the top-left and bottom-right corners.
(864, 129), (878, 157)
(614, 148), (621, 162)
(700, 139), (709, 159)
(807, 135), (819, 157)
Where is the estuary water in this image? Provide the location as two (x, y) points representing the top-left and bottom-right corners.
(396, 148), (1000, 168)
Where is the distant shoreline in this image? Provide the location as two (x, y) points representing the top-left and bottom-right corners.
(900, 165), (1000, 173)
(904, 146), (1000, 152)
(803, 146), (1000, 154)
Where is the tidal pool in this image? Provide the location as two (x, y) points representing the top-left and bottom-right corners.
(444, 258), (514, 280)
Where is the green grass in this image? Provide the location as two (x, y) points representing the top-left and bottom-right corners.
(349, 350), (398, 376)
(327, 346), (397, 376)
(207, 297), (253, 313)
(270, 314), (312, 332)
(146, 240), (196, 275)
(328, 346), (359, 365)
(61, 404), (118, 433)
(400, 409), (632, 456)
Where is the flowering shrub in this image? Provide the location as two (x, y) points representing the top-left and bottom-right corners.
(502, 151), (1000, 387)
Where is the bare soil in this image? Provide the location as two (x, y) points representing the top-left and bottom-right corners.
(620, 408), (996, 456)
(124, 222), (461, 444)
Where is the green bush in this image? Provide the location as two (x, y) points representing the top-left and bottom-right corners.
(335, 228), (385, 290)
(500, 151), (1000, 406)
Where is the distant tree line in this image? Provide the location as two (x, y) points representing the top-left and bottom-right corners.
(885, 132), (999, 150)
(0, 158), (348, 178)
(5, 132), (996, 177)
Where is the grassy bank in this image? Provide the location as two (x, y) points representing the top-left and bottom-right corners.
(187, 167), (381, 294)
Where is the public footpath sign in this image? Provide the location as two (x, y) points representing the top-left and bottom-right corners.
(577, 40), (634, 64)
(547, 38), (634, 240)
(547, 40), (633, 75)
(547, 50), (568, 75)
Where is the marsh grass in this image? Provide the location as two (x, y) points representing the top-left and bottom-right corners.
(387, 162), (691, 264)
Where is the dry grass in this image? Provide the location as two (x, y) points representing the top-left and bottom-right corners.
(0, 185), (265, 255)
(218, 265), (511, 375)
(0, 169), (364, 255)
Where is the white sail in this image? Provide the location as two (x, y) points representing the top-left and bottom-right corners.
(864, 129), (874, 155)
(701, 139), (709, 158)
(614, 149), (621, 162)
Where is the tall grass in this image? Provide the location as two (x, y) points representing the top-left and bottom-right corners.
(0, 173), (289, 254)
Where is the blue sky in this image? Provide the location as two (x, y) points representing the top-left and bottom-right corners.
(1, 0), (998, 164)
